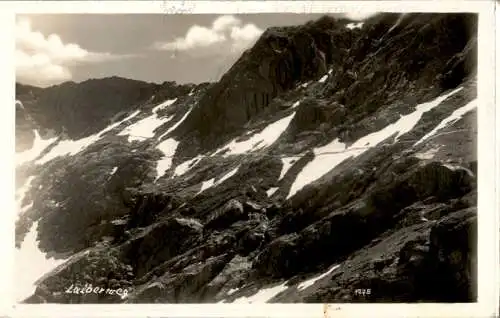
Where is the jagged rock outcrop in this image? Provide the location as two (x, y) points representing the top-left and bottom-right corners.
(120, 217), (204, 278)
(27, 142), (161, 254)
(205, 199), (246, 230)
(174, 16), (356, 154)
(286, 206), (477, 303)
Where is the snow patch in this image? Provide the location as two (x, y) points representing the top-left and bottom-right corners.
(387, 14), (407, 34)
(227, 288), (239, 296)
(318, 74), (328, 83)
(443, 163), (475, 177)
(297, 264), (341, 291)
(16, 177), (34, 216)
(36, 110), (141, 164)
(109, 167), (118, 176)
(158, 106), (193, 139)
(15, 175), (67, 302)
(216, 112), (296, 156)
(155, 138), (179, 179)
(291, 101), (301, 109)
(414, 146), (441, 160)
(266, 187), (279, 197)
(20, 202), (33, 214)
(110, 218), (127, 226)
(118, 113), (169, 142)
(173, 156), (203, 177)
(197, 178), (215, 195)
(119, 99), (178, 142)
(16, 176), (35, 209)
(16, 130), (58, 166)
(415, 99), (476, 145)
(16, 176), (36, 218)
(152, 98), (177, 114)
(217, 165), (240, 184)
(389, 87), (464, 141)
(176, 217), (203, 229)
(287, 138), (349, 199)
(231, 281), (288, 303)
(101, 110), (141, 135)
(287, 87), (464, 198)
(279, 157), (299, 180)
(346, 22), (364, 29)
(36, 135), (101, 165)
(196, 165), (241, 195)
(15, 221), (67, 302)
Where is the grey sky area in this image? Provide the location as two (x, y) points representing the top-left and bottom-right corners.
(17, 13), (373, 87)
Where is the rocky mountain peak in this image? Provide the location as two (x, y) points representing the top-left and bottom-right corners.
(173, 13), (476, 156)
(173, 15), (355, 150)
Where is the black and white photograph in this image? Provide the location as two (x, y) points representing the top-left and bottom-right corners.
(8, 1), (498, 317)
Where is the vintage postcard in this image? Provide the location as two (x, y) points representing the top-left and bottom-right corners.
(1, 1), (498, 317)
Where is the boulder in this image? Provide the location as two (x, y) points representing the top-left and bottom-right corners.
(205, 199), (246, 230)
(200, 255), (253, 302)
(120, 217), (203, 278)
(127, 192), (179, 228)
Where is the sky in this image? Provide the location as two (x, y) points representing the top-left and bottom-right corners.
(16, 13), (377, 87)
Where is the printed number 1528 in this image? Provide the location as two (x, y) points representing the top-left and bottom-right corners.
(354, 289), (371, 296)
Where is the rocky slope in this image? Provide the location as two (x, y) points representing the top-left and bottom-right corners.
(15, 78), (202, 148)
(15, 13), (478, 304)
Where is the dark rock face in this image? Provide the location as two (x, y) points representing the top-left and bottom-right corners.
(423, 208), (477, 301)
(293, 207), (477, 303)
(126, 192), (182, 229)
(120, 217), (203, 279)
(206, 199), (246, 230)
(30, 143), (160, 254)
(288, 98), (347, 135)
(175, 16), (354, 152)
(16, 13), (478, 304)
(200, 254), (252, 301)
(127, 253), (233, 303)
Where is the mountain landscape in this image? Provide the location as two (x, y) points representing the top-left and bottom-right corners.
(15, 12), (478, 304)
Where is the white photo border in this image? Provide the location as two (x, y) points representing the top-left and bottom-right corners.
(0, 1), (497, 317)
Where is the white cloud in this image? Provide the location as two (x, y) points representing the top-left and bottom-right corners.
(212, 15), (241, 32)
(153, 15), (263, 56)
(155, 25), (226, 51)
(229, 23), (263, 52)
(16, 18), (134, 87)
